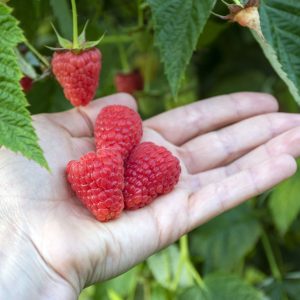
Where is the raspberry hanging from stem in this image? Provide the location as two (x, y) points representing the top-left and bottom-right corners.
(48, 0), (104, 51)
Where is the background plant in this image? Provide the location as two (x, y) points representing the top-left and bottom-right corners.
(0, 0), (300, 299)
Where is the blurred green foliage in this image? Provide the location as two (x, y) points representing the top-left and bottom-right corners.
(8, 0), (300, 299)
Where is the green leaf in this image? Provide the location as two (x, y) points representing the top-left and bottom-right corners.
(262, 279), (287, 300)
(150, 284), (169, 300)
(107, 290), (122, 300)
(94, 266), (141, 299)
(79, 286), (95, 300)
(204, 273), (265, 300)
(179, 274), (265, 300)
(147, 0), (216, 98)
(262, 274), (300, 300)
(284, 278), (300, 300)
(0, 4), (48, 169)
(178, 286), (208, 300)
(257, 0), (300, 104)
(50, 0), (72, 39)
(284, 273), (300, 300)
(269, 161), (300, 235)
(0, 4), (23, 47)
(190, 204), (261, 272)
(147, 244), (194, 290)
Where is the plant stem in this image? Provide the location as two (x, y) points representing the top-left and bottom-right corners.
(171, 242), (185, 290)
(180, 235), (189, 259)
(117, 43), (130, 73)
(232, 0), (243, 5)
(24, 40), (49, 68)
(220, 0), (231, 5)
(180, 235), (206, 289)
(71, 0), (79, 48)
(261, 230), (282, 281)
(144, 56), (151, 92)
(186, 262), (206, 289)
(137, 0), (143, 27)
(143, 278), (151, 300)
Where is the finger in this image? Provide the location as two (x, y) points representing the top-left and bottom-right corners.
(71, 137), (95, 157)
(188, 154), (296, 229)
(144, 92), (278, 145)
(100, 154), (296, 277)
(180, 113), (300, 173)
(192, 126), (300, 187)
(43, 93), (137, 137)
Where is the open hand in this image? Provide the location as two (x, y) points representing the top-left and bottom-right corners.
(1, 93), (300, 299)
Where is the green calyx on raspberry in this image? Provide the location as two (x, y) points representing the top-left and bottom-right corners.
(49, 22), (104, 52)
(48, 0), (104, 52)
(50, 0), (103, 106)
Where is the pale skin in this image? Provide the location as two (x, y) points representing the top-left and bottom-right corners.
(1, 92), (300, 299)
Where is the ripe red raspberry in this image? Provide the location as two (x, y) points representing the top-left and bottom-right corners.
(124, 142), (181, 210)
(52, 48), (101, 107)
(115, 70), (144, 94)
(20, 76), (33, 92)
(66, 150), (124, 222)
(95, 105), (143, 160)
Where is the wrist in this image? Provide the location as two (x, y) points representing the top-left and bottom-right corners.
(0, 221), (78, 300)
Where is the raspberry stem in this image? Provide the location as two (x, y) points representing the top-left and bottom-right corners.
(137, 0), (144, 27)
(172, 235), (207, 292)
(71, 0), (79, 49)
(24, 40), (49, 68)
(117, 43), (130, 73)
(220, 0), (231, 5)
(261, 230), (282, 280)
(144, 52), (151, 92)
(180, 235), (206, 289)
(232, 0), (243, 6)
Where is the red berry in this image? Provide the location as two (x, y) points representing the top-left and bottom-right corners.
(52, 48), (101, 107)
(66, 150), (124, 222)
(95, 105), (143, 160)
(115, 70), (144, 94)
(19, 44), (28, 54)
(20, 76), (33, 92)
(124, 142), (181, 210)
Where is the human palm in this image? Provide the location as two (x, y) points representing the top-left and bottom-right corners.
(1, 92), (300, 298)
